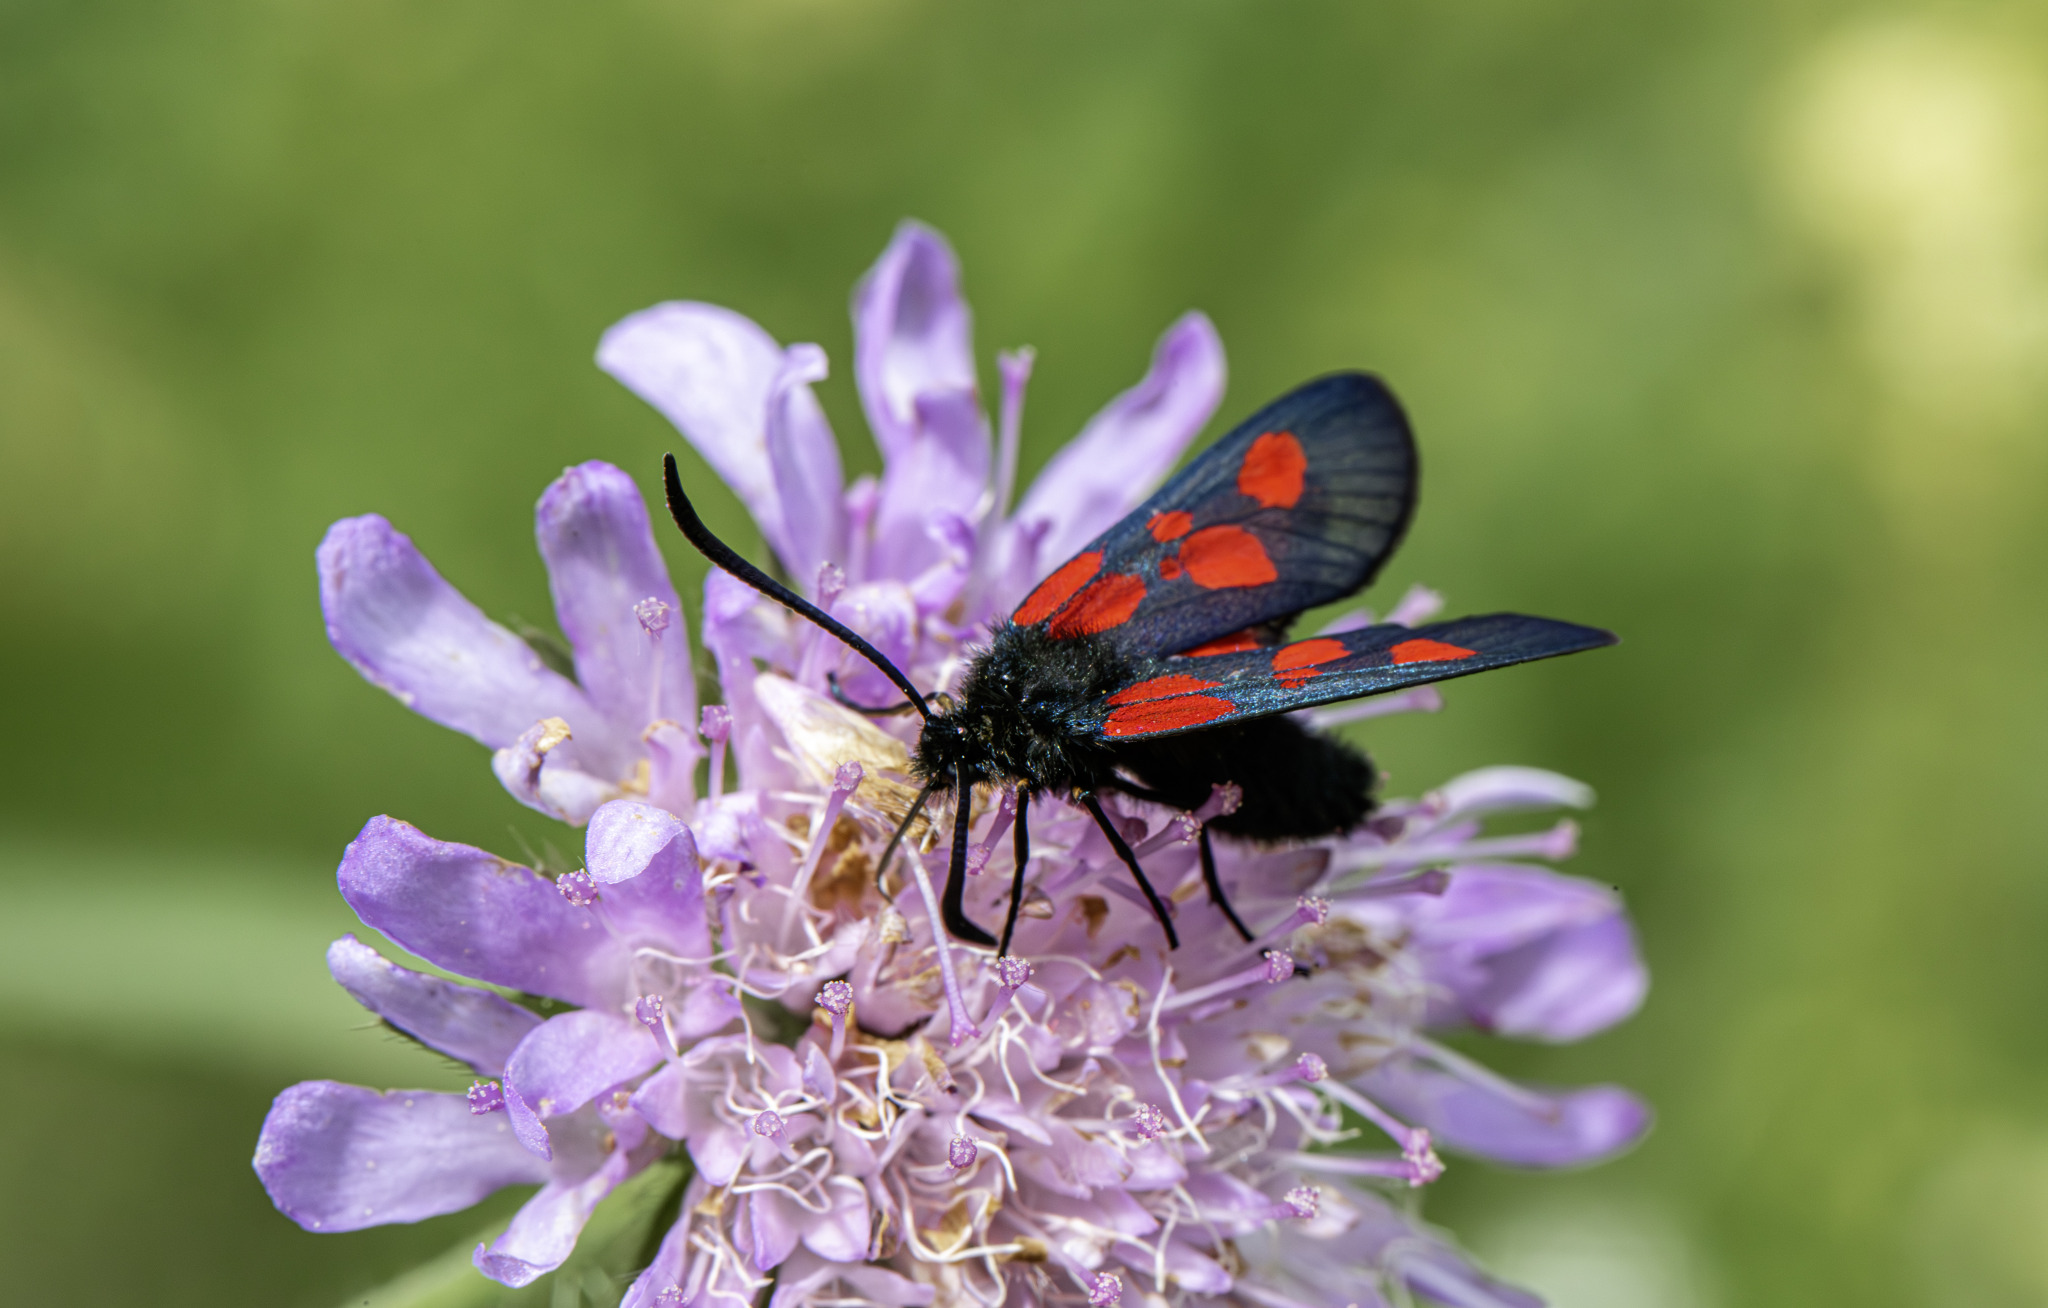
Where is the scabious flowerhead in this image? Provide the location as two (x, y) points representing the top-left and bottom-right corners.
(256, 223), (1650, 1307)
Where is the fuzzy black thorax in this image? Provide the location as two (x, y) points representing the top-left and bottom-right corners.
(911, 623), (1132, 795)
(910, 623), (1379, 844)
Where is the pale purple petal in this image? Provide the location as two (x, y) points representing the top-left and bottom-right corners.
(338, 816), (623, 1008)
(598, 303), (784, 536)
(253, 1082), (546, 1232)
(798, 1178), (870, 1261)
(1361, 1063), (1650, 1167)
(771, 1251), (935, 1308)
(765, 343), (847, 588)
(1459, 914), (1647, 1042)
(1144, 1238), (1232, 1294)
(585, 798), (693, 886)
(1412, 865), (1619, 954)
(325, 935), (540, 1076)
(745, 1187), (805, 1270)
(503, 1011), (664, 1157)
(490, 720), (623, 826)
(585, 800), (714, 961)
(668, 977), (744, 1040)
(474, 1114), (655, 1287)
(1395, 1248), (1544, 1308)
(701, 570), (792, 770)
(826, 582), (919, 702)
(643, 719), (702, 816)
(853, 221), (981, 461)
(869, 386), (992, 581)
(1408, 865), (1646, 1040)
(626, 1058), (693, 1144)
(621, 1205), (692, 1308)
(318, 515), (590, 748)
(535, 462), (694, 745)
(1435, 766), (1594, 819)
(1016, 312), (1226, 566)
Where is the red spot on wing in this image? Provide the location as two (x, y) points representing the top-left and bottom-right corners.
(1046, 573), (1147, 638)
(1272, 638), (1349, 671)
(1181, 526), (1278, 590)
(1015, 551), (1102, 626)
(1275, 667), (1321, 686)
(1390, 638), (1477, 664)
(1177, 629), (1266, 657)
(1238, 431), (1307, 508)
(1106, 674), (1222, 706)
(1159, 552), (1182, 580)
(1104, 694), (1237, 737)
(1147, 510), (1193, 541)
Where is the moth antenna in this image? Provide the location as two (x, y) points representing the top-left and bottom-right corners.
(827, 671), (920, 717)
(662, 454), (931, 721)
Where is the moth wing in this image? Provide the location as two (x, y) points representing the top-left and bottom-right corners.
(1011, 373), (1416, 656)
(1086, 614), (1616, 740)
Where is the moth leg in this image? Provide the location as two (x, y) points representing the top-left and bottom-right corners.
(941, 766), (997, 947)
(1106, 778), (1252, 943)
(1198, 825), (1255, 943)
(876, 780), (938, 888)
(998, 789), (1031, 959)
(1079, 792), (1180, 950)
(827, 671), (920, 717)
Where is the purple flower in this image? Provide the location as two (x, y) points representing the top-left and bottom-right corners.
(258, 223), (1649, 1308)
(319, 461), (702, 824)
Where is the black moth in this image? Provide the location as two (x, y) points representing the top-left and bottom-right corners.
(661, 372), (1615, 956)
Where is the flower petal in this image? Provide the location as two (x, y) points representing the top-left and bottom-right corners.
(1406, 864), (1647, 1040)
(586, 799), (714, 962)
(1361, 1062), (1651, 1167)
(597, 303), (836, 579)
(1412, 864), (1619, 954)
(745, 1187), (805, 1271)
(338, 816), (623, 1008)
(800, 1178), (871, 1262)
(502, 1010), (664, 1158)
(1460, 913), (1648, 1043)
(626, 1058), (694, 1150)
(852, 221), (981, 462)
(535, 462), (695, 750)
(474, 1113), (655, 1286)
(326, 935), (540, 1076)
(870, 383), (992, 582)
(770, 1251), (935, 1308)
(1394, 1246), (1544, 1308)
(598, 303), (783, 536)
(252, 1082), (546, 1232)
(1016, 311), (1226, 568)
(765, 343), (847, 587)
(584, 798), (693, 886)
(318, 515), (591, 748)
(490, 722), (623, 826)
(1434, 766), (1594, 819)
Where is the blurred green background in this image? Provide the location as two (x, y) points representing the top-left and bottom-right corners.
(4, 1), (2047, 1304)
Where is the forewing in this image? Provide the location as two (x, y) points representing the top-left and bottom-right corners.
(1011, 373), (1415, 655)
(1085, 614), (1617, 740)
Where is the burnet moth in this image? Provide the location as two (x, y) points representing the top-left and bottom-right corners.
(661, 372), (1616, 956)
